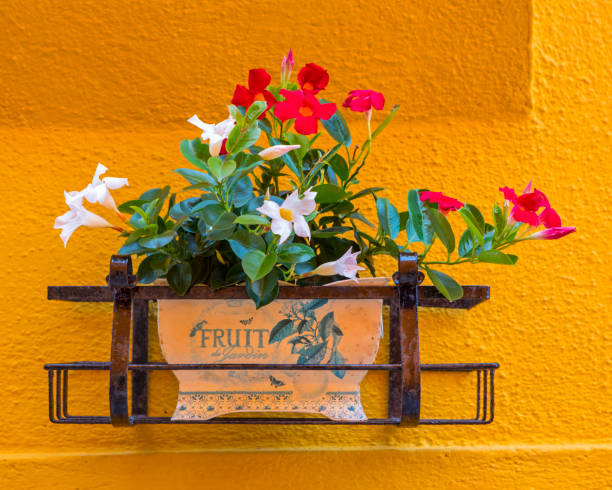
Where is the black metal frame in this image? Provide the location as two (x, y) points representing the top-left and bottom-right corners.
(45, 252), (499, 426)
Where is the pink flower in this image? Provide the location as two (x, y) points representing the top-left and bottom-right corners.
(297, 63), (329, 94)
(258, 144), (301, 161)
(526, 227), (576, 240)
(231, 68), (277, 119)
(273, 89), (336, 135)
(281, 49), (294, 85)
(342, 90), (385, 113)
(420, 191), (464, 215)
(499, 182), (556, 227)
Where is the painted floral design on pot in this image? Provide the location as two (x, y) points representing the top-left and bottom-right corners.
(157, 278), (387, 421)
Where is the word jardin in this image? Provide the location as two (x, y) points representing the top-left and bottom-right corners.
(55, 50), (576, 307)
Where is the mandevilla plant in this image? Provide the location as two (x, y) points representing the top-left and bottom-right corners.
(54, 49), (576, 307)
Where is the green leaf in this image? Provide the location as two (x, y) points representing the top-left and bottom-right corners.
(458, 207), (485, 246)
(478, 250), (518, 265)
(376, 197), (400, 240)
(118, 199), (147, 214)
(174, 168), (215, 187)
(227, 104), (245, 126)
(242, 250), (277, 281)
(465, 204), (485, 233)
(245, 270), (279, 308)
(277, 243), (315, 263)
(228, 228), (266, 259)
(348, 187), (385, 201)
(313, 184), (347, 204)
(384, 238), (400, 259)
(371, 104), (399, 140)
(234, 214), (270, 226)
(493, 202), (506, 236)
(427, 269), (463, 301)
(199, 211), (237, 241)
(136, 255), (159, 284)
(268, 319), (296, 343)
(311, 226), (352, 238)
(231, 176), (254, 207)
(319, 102), (351, 147)
(117, 241), (149, 255)
(180, 138), (211, 170)
(426, 207), (455, 253)
(329, 154), (349, 180)
(169, 197), (200, 220)
(407, 189), (434, 245)
(458, 229), (475, 258)
(286, 132), (309, 160)
(219, 159), (237, 180)
(227, 124), (261, 153)
(244, 101), (268, 126)
(301, 299), (328, 311)
(138, 230), (175, 249)
(167, 262), (192, 296)
(124, 224), (158, 244)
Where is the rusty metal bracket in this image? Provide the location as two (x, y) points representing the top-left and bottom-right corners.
(45, 252), (498, 427)
(107, 255), (136, 427)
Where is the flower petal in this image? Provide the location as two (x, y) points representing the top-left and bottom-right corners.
(256, 200), (281, 220)
(292, 214), (311, 239)
(271, 217), (292, 244)
(294, 115), (318, 135)
(92, 163), (108, 185)
(187, 115), (213, 134)
(248, 68), (272, 93)
(540, 207), (562, 228)
(102, 177), (129, 190)
(231, 84), (254, 107)
(315, 101), (337, 120)
(274, 101), (300, 121)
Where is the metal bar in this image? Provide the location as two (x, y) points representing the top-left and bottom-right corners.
(44, 362), (401, 371)
(61, 370), (69, 419)
(388, 296), (402, 420)
(398, 252), (420, 426)
(131, 299), (149, 417)
(476, 370), (481, 420)
(47, 285), (490, 309)
(130, 416), (400, 425)
(489, 369), (495, 423)
(421, 363), (500, 371)
(107, 255), (135, 427)
(48, 370), (56, 423)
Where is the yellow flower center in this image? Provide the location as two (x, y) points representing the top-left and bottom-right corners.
(279, 208), (293, 221)
(298, 105), (313, 117)
(303, 82), (314, 91)
(254, 93), (265, 101)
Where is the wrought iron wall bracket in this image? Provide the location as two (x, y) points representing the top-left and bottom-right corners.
(45, 252), (499, 426)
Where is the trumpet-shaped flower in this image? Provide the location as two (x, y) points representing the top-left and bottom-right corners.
(525, 227), (576, 240)
(420, 191), (464, 215)
(82, 163), (129, 216)
(258, 144), (301, 161)
(256, 188), (317, 244)
(280, 49), (294, 86)
(54, 191), (114, 247)
(231, 69), (277, 119)
(304, 248), (365, 281)
(499, 183), (553, 227)
(342, 89), (385, 112)
(297, 63), (329, 94)
(274, 89), (336, 135)
(187, 114), (236, 157)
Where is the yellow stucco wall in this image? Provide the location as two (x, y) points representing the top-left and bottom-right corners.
(1, 0), (611, 488)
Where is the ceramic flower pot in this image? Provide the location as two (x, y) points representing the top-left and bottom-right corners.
(157, 278), (388, 421)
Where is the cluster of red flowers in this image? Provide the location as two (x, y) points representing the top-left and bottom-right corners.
(420, 185), (575, 240)
(231, 60), (385, 135)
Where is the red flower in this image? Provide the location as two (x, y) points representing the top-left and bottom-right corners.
(297, 63), (329, 94)
(273, 89), (336, 135)
(420, 191), (464, 215)
(342, 90), (385, 112)
(499, 183), (552, 227)
(231, 68), (277, 119)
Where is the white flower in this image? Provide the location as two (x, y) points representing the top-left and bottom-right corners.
(258, 144), (301, 161)
(256, 188), (317, 244)
(306, 248), (365, 281)
(54, 191), (114, 247)
(82, 163), (129, 215)
(187, 114), (236, 157)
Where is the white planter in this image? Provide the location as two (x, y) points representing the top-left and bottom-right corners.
(157, 278), (388, 421)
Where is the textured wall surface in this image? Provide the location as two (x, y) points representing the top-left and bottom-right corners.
(1, 0), (611, 488)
